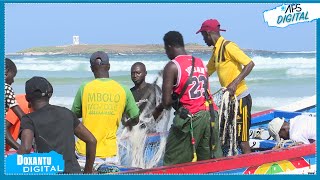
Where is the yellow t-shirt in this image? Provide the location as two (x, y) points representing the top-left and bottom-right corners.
(207, 36), (252, 96)
(72, 78), (139, 158)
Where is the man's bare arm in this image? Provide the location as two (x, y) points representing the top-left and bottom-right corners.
(11, 105), (25, 120)
(227, 61), (255, 96)
(6, 120), (20, 150)
(74, 123), (97, 174)
(17, 129), (34, 154)
(152, 62), (177, 120)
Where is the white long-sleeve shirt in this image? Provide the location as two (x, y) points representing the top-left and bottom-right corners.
(289, 114), (316, 144)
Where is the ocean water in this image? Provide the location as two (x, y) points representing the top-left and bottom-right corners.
(7, 50), (316, 113)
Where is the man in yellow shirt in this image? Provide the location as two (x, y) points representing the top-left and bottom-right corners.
(196, 19), (255, 154)
(72, 51), (140, 163)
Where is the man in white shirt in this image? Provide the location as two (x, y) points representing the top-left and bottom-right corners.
(268, 114), (316, 144)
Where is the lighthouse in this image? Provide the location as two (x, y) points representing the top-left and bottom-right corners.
(73, 36), (80, 45)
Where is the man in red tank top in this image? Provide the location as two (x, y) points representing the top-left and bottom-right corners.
(152, 31), (211, 165)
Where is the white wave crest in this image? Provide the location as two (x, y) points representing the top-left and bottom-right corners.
(50, 96), (74, 109)
(111, 61), (167, 72)
(286, 68), (316, 76)
(16, 59), (168, 72)
(276, 51), (316, 54)
(13, 55), (316, 72)
(254, 96), (312, 109)
(249, 56), (316, 71)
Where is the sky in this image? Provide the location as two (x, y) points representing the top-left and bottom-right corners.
(5, 3), (316, 53)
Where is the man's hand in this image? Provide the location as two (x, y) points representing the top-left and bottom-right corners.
(225, 61), (255, 97)
(124, 117), (139, 131)
(125, 121), (133, 131)
(226, 82), (237, 97)
(74, 123), (97, 175)
(152, 104), (164, 121)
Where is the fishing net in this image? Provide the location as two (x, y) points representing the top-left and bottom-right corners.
(117, 122), (169, 169)
(77, 71), (173, 173)
(117, 72), (172, 169)
(97, 164), (142, 174)
(273, 139), (300, 149)
(212, 88), (225, 108)
(218, 91), (239, 157)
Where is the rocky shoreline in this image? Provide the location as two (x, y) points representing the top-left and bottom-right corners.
(12, 44), (214, 56)
(8, 44), (277, 56)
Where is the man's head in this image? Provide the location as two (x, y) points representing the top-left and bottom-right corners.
(131, 62), (147, 87)
(163, 31), (185, 60)
(25, 76), (53, 106)
(196, 19), (226, 46)
(268, 118), (290, 142)
(5, 58), (17, 85)
(90, 51), (110, 78)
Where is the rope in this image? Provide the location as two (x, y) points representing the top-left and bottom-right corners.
(189, 114), (197, 162)
(212, 87), (226, 108)
(212, 87), (226, 96)
(218, 90), (239, 156)
(273, 139), (302, 149)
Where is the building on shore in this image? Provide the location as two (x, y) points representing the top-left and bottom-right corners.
(73, 35), (80, 45)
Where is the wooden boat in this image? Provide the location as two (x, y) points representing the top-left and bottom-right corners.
(6, 96), (316, 174)
(118, 96), (316, 174)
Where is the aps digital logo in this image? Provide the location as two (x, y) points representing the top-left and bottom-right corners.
(263, 3), (320, 28)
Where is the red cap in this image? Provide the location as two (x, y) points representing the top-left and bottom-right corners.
(196, 19), (226, 34)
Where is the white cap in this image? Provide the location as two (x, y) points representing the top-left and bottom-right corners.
(268, 117), (285, 142)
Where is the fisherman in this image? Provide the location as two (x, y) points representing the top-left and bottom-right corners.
(5, 58), (25, 150)
(18, 76), (97, 174)
(6, 94), (31, 151)
(152, 31), (211, 165)
(72, 51), (140, 164)
(268, 115), (316, 145)
(197, 19), (255, 154)
(130, 62), (161, 131)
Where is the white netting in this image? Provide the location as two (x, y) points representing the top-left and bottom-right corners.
(218, 91), (239, 156)
(117, 72), (172, 169)
(212, 88), (226, 108)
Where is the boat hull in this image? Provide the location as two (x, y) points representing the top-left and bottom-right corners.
(123, 144), (315, 174)
(120, 102), (316, 174)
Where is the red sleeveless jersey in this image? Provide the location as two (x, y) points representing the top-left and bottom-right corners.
(172, 55), (208, 114)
